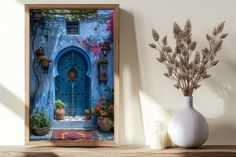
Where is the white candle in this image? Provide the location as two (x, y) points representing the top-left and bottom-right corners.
(150, 120), (165, 149)
(157, 106), (173, 148)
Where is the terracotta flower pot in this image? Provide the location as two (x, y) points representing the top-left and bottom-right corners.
(41, 59), (51, 69)
(55, 108), (65, 120)
(34, 126), (50, 136)
(85, 113), (91, 120)
(35, 47), (45, 58)
(97, 117), (113, 132)
(40, 59), (51, 73)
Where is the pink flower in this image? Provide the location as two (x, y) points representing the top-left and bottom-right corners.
(93, 46), (100, 54)
(106, 11), (114, 40)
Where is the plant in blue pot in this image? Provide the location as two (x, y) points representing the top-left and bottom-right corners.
(149, 19), (228, 148)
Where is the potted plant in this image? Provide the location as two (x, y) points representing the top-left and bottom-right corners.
(92, 88), (114, 132)
(97, 106), (114, 132)
(54, 99), (65, 120)
(35, 46), (45, 58)
(98, 57), (108, 64)
(84, 109), (91, 120)
(149, 19), (228, 148)
(93, 101), (114, 132)
(38, 55), (51, 74)
(101, 41), (111, 53)
(30, 108), (51, 136)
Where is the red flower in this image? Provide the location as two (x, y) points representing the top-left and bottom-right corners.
(96, 104), (102, 111)
(108, 104), (113, 110)
(100, 96), (106, 101)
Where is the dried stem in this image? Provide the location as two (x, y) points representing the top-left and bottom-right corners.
(149, 19), (228, 96)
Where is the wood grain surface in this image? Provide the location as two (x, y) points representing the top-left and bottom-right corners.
(0, 145), (235, 157)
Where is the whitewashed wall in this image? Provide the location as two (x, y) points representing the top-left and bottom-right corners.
(0, 0), (236, 145)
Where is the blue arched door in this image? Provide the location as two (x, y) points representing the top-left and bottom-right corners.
(55, 50), (90, 116)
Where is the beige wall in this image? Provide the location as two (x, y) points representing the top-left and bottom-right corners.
(0, 0), (235, 145)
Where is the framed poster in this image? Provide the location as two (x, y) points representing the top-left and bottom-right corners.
(25, 4), (119, 146)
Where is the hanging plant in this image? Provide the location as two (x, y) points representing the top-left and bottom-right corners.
(35, 47), (51, 74)
(41, 9), (98, 21)
(101, 42), (111, 51)
(38, 55), (51, 74)
(100, 41), (111, 57)
(35, 46), (45, 58)
(98, 57), (108, 64)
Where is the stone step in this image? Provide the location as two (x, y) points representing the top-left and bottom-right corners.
(52, 116), (93, 130)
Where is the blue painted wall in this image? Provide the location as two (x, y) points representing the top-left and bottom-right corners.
(30, 10), (114, 120)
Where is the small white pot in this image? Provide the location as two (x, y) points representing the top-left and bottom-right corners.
(168, 96), (209, 148)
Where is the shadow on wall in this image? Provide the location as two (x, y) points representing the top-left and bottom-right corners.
(119, 9), (145, 145)
(0, 84), (24, 119)
(206, 47), (236, 144)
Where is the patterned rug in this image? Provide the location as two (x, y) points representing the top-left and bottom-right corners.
(51, 129), (99, 141)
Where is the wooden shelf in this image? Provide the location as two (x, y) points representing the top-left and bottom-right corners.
(0, 145), (235, 157)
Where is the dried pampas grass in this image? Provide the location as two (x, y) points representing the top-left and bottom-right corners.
(149, 19), (228, 96)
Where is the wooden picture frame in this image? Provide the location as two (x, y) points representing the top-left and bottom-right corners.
(25, 4), (119, 146)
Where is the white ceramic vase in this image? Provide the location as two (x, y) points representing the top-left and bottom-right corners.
(168, 96), (209, 148)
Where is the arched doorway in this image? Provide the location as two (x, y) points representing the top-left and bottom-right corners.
(54, 46), (91, 116)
